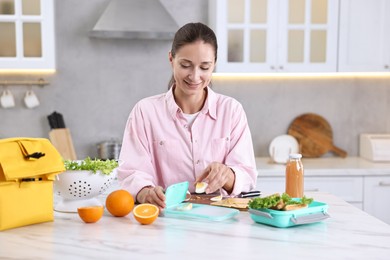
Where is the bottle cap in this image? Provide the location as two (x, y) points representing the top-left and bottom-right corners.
(289, 153), (302, 159)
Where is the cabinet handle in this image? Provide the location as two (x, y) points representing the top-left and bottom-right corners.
(379, 181), (390, 186)
(270, 66), (275, 70)
(384, 65), (389, 69)
(305, 188), (319, 192)
(279, 66), (284, 70)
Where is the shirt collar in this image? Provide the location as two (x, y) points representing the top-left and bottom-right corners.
(165, 86), (217, 121)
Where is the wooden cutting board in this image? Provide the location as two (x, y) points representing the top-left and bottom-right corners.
(187, 194), (250, 211)
(287, 113), (347, 158)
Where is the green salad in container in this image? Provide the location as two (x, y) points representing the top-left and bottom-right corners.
(249, 193), (313, 211)
(64, 157), (119, 175)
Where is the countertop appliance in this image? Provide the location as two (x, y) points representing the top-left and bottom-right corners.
(360, 134), (390, 162)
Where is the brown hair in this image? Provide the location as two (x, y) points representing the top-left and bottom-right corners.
(168, 22), (218, 88)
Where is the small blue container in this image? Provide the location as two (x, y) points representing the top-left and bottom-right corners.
(249, 201), (330, 228)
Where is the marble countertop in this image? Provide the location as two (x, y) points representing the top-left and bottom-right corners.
(1, 192), (390, 259)
(256, 156), (390, 176)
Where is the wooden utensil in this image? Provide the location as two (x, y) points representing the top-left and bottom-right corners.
(287, 113), (347, 158)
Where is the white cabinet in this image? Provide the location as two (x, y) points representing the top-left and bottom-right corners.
(209, 0), (339, 73)
(363, 176), (390, 224)
(256, 177), (284, 193)
(305, 176), (363, 208)
(0, 0), (55, 71)
(338, 0), (390, 72)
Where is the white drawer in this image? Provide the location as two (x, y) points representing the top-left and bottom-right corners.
(257, 176), (364, 203)
(256, 177), (284, 194)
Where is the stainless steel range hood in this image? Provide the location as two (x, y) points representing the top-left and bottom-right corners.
(89, 0), (179, 40)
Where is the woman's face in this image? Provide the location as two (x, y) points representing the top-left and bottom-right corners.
(169, 40), (215, 97)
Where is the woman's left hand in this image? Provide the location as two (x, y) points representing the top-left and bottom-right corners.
(196, 162), (235, 194)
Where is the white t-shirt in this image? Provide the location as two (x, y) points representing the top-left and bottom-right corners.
(183, 112), (200, 128)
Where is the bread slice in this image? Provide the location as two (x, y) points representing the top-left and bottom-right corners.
(283, 204), (308, 211)
(271, 200), (285, 210)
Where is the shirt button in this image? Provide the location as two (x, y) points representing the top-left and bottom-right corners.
(196, 160), (200, 164)
(184, 124), (188, 128)
(159, 141), (164, 145)
(226, 137), (229, 141)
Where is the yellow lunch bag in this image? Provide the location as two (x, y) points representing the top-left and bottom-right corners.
(0, 137), (65, 231)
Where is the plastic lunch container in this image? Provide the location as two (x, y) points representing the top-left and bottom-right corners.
(248, 201), (330, 228)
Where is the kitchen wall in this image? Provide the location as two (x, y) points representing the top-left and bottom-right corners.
(1, 0), (389, 159)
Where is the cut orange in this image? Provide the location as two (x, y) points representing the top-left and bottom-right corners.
(77, 206), (104, 223)
(106, 189), (134, 217)
(133, 203), (159, 225)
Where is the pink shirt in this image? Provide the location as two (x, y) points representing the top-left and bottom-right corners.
(117, 87), (257, 198)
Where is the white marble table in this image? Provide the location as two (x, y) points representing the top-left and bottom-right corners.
(1, 192), (390, 260)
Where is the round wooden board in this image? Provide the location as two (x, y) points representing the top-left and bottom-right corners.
(287, 113), (347, 158)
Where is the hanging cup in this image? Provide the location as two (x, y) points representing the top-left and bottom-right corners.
(0, 89), (15, 109)
(24, 89), (40, 109)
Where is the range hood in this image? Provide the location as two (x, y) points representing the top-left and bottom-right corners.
(89, 0), (179, 40)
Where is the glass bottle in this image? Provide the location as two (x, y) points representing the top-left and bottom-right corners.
(285, 153), (304, 198)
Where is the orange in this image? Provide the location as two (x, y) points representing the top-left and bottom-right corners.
(105, 189), (134, 217)
(77, 206), (104, 223)
(133, 203), (159, 225)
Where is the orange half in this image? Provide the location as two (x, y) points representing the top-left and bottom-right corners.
(77, 206), (104, 223)
(133, 203), (159, 225)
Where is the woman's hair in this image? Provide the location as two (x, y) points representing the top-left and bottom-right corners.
(168, 22), (218, 88)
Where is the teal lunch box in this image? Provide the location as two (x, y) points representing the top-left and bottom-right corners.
(248, 200), (330, 228)
(163, 181), (239, 221)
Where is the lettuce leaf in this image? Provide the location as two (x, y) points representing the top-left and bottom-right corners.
(248, 193), (313, 210)
(64, 157), (118, 175)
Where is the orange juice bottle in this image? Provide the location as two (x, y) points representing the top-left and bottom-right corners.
(285, 153), (304, 198)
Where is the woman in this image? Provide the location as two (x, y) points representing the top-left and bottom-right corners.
(117, 22), (257, 210)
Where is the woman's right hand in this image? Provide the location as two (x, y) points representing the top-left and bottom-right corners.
(136, 186), (166, 210)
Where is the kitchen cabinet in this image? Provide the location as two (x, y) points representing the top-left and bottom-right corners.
(338, 0), (390, 72)
(363, 176), (390, 224)
(209, 0), (339, 73)
(0, 0), (55, 71)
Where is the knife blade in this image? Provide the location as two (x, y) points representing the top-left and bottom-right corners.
(237, 190), (261, 198)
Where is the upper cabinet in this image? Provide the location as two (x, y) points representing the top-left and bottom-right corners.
(0, 0), (55, 71)
(338, 0), (390, 72)
(209, 0), (339, 73)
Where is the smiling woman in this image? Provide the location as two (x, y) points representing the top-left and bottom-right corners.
(167, 22), (218, 90)
(117, 22), (257, 210)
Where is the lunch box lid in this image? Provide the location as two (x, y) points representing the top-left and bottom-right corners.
(165, 181), (189, 209)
